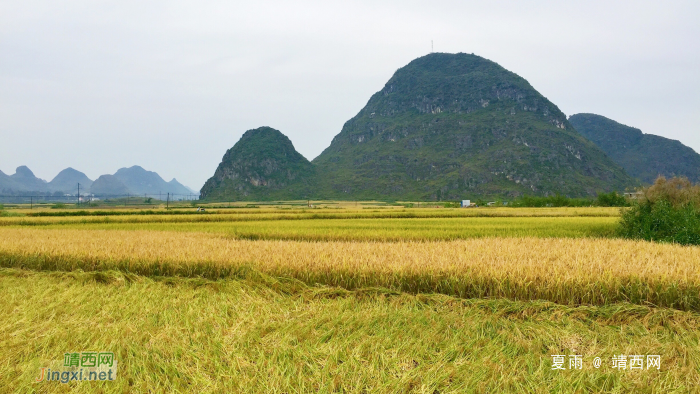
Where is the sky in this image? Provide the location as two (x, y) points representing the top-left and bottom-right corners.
(1, 1), (699, 190)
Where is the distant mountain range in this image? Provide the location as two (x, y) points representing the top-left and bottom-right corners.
(569, 113), (700, 184)
(0, 165), (197, 197)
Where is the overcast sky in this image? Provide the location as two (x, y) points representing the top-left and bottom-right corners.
(1, 1), (699, 190)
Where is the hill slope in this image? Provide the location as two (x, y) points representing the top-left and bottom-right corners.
(569, 113), (700, 184)
(200, 127), (315, 200)
(312, 53), (633, 200)
(90, 175), (131, 196)
(0, 170), (23, 193)
(113, 166), (192, 196)
(48, 168), (93, 194)
(7, 166), (49, 192)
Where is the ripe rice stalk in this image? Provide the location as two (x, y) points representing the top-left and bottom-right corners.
(1, 228), (699, 310)
(0, 207), (622, 227)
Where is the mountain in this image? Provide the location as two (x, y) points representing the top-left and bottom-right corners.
(169, 179), (196, 195)
(183, 185), (200, 195)
(200, 127), (315, 200)
(569, 113), (700, 184)
(48, 168), (93, 194)
(310, 53), (633, 199)
(90, 175), (131, 196)
(113, 166), (193, 197)
(0, 165), (194, 197)
(0, 170), (23, 193)
(200, 53), (635, 201)
(7, 166), (49, 192)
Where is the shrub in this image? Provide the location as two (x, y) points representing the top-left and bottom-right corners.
(0, 204), (4, 210)
(511, 195), (594, 207)
(641, 176), (700, 207)
(618, 177), (700, 246)
(596, 192), (628, 207)
(51, 203), (66, 209)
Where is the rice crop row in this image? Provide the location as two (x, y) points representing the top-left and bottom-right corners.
(50, 216), (619, 241)
(2, 228), (700, 310)
(4, 269), (698, 392)
(0, 207), (622, 227)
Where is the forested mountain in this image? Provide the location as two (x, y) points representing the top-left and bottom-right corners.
(200, 127), (315, 200)
(202, 53), (634, 201)
(569, 113), (700, 184)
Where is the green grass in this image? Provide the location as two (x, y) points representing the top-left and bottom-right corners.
(1, 268), (697, 393)
(39, 217), (619, 241)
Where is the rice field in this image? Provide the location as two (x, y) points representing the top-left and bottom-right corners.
(27, 216), (615, 240)
(0, 206), (621, 226)
(2, 268), (698, 393)
(1, 206), (698, 392)
(1, 226), (700, 310)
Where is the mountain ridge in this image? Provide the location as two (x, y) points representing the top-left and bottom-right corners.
(202, 53), (636, 201)
(113, 165), (193, 197)
(90, 175), (131, 196)
(0, 165), (196, 197)
(48, 168), (93, 194)
(569, 113), (700, 184)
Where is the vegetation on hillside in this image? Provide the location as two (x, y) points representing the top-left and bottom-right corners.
(570, 113), (700, 184)
(201, 54), (634, 201)
(619, 176), (700, 245)
(312, 54), (633, 200)
(200, 127), (315, 201)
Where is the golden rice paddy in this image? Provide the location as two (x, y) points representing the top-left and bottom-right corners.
(2, 207), (699, 392)
(1, 226), (699, 310)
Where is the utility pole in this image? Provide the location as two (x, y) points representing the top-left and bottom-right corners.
(77, 183), (80, 206)
(166, 193), (169, 210)
(30, 196), (33, 210)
